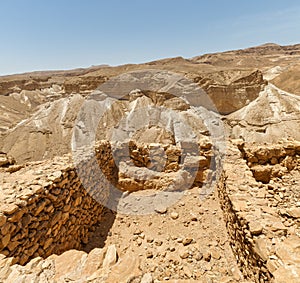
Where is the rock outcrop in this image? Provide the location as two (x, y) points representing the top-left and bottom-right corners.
(0, 153), (15, 168)
(271, 64), (300, 95)
(194, 70), (267, 114)
(227, 84), (300, 142)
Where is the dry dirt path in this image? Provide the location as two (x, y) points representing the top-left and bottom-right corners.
(85, 186), (247, 282)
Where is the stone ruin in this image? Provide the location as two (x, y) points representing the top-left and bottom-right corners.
(219, 139), (300, 282)
(0, 139), (214, 260)
(0, 138), (299, 282)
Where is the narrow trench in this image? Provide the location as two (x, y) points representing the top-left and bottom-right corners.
(75, 141), (251, 281)
(82, 186), (245, 281)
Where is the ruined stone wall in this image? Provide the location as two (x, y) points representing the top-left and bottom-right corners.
(218, 140), (300, 283)
(0, 146), (111, 265)
(1, 137), (299, 281)
(242, 140), (300, 183)
(0, 139), (213, 266)
(218, 172), (272, 282)
(112, 140), (213, 192)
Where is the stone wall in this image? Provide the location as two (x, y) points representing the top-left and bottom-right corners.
(217, 140), (300, 283)
(218, 172), (272, 282)
(4, 137), (299, 282)
(112, 140), (213, 192)
(0, 139), (213, 266)
(242, 140), (300, 183)
(0, 150), (108, 265)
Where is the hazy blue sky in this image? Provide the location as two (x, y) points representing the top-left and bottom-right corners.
(1, 0), (300, 75)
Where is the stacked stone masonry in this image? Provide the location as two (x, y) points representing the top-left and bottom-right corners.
(218, 139), (300, 283)
(0, 156), (105, 266)
(1, 138), (299, 282)
(0, 139), (213, 266)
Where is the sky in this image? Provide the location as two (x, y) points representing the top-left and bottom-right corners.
(0, 0), (300, 75)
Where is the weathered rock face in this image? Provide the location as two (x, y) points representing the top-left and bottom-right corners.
(271, 64), (300, 95)
(1, 84), (217, 164)
(0, 71), (105, 97)
(194, 70), (267, 114)
(227, 84), (300, 142)
(191, 43), (300, 70)
(0, 153), (15, 167)
(0, 77), (50, 96)
(0, 72), (105, 139)
(2, 43), (300, 165)
(0, 94), (85, 163)
(0, 90), (49, 135)
(63, 75), (108, 94)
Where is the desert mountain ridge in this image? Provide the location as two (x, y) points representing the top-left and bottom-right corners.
(1, 42), (300, 163)
(1, 42), (300, 78)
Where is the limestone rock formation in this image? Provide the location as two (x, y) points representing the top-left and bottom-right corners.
(271, 64), (300, 95)
(194, 69), (267, 114)
(227, 84), (300, 142)
(0, 153), (15, 167)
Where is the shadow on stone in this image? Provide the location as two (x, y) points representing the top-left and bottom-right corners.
(82, 207), (116, 253)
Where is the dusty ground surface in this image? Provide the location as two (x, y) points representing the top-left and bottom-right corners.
(85, 187), (245, 282)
